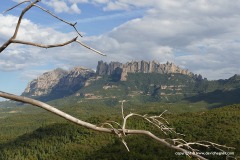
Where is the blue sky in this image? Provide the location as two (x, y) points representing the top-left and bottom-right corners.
(1, 0), (240, 100)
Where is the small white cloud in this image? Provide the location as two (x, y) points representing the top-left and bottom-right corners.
(42, 0), (81, 14)
(103, 1), (131, 11)
(4, 0), (240, 81)
(70, 3), (81, 14)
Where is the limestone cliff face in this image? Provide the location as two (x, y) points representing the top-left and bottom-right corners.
(52, 67), (95, 95)
(22, 68), (68, 97)
(96, 61), (108, 75)
(22, 67), (95, 98)
(96, 60), (194, 81)
(96, 61), (122, 75)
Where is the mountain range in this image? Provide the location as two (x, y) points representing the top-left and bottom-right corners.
(21, 60), (240, 106)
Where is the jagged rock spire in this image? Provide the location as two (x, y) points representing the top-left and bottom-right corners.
(96, 60), (194, 81)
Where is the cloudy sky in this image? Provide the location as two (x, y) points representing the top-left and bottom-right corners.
(1, 0), (240, 98)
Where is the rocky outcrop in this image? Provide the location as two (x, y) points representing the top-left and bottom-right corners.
(22, 60), (202, 101)
(96, 60), (195, 81)
(22, 68), (68, 97)
(52, 67), (95, 95)
(96, 61), (122, 75)
(22, 67), (95, 99)
(96, 61), (108, 75)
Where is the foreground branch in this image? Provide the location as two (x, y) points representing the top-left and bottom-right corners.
(0, 0), (104, 56)
(1, 91), (235, 160)
(33, 4), (82, 37)
(12, 37), (78, 49)
(2, 0), (30, 14)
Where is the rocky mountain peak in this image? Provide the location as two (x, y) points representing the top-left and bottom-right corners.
(228, 74), (240, 82)
(22, 68), (68, 97)
(70, 67), (93, 75)
(96, 60), (194, 81)
(22, 67), (95, 99)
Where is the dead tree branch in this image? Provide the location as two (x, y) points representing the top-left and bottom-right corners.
(12, 37), (78, 49)
(0, 1), (235, 160)
(0, 0), (40, 53)
(0, 91), (235, 160)
(33, 4), (82, 37)
(2, 0), (31, 14)
(0, 0), (105, 56)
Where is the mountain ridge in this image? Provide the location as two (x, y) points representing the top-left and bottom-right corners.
(20, 60), (240, 105)
(22, 60), (201, 100)
(96, 60), (195, 81)
(22, 67), (95, 100)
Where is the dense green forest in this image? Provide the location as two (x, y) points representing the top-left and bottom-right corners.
(0, 102), (239, 160)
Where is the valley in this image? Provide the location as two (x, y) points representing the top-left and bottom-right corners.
(0, 60), (240, 160)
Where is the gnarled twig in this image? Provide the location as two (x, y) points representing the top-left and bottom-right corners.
(0, 0), (105, 56)
(33, 4), (82, 37)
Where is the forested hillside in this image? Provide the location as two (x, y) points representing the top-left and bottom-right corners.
(0, 104), (239, 160)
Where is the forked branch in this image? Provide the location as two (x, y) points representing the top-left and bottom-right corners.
(0, 0), (105, 56)
(0, 91), (235, 160)
(0, 1), (236, 160)
(33, 4), (82, 37)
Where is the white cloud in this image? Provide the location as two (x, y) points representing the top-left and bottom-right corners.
(103, 1), (131, 11)
(0, 13), (78, 71)
(4, 0), (240, 81)
(95, 0), (240, 80)
(42, 0), (81, 14)
(70, 3), (81, 14)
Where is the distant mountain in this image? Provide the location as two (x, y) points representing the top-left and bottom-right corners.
(21, 60), (240, 106)
(22, 67), (95, 101)
(96, 60), (195, 81)
(22, 60), (202, 101)
(22, 68), (68, 97)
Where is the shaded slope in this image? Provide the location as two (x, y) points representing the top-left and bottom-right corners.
(184, 88), (240, 108)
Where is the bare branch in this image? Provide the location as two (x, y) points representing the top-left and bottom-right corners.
(169, 138), (236, 153)
(72, 23), (83, 38)
(0, 2), (235, 160)
(0, 91), (111, 133)
(0, 0), (105, 56)
(13, 0), (41, 39)
(2, 0), (31, 14)
(33, 4), (83, 37)
(121, 110), (175, 135)
(198, 141), (236, 150)
(119, 100), (127, 119)
(126, 129), (209, 160)
(122, 139), (130, 152)
(75, 40), (106, 56)
(0, 91), (217, 160)
(12, 37), (78, 49)
(0, 39), (12, 53)
(0, 0), (40, 53)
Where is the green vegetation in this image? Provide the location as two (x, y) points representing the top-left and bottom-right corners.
(0, 73), (240, 159)
(59, 73), (240, 108)
(0, 102), (239, 160)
